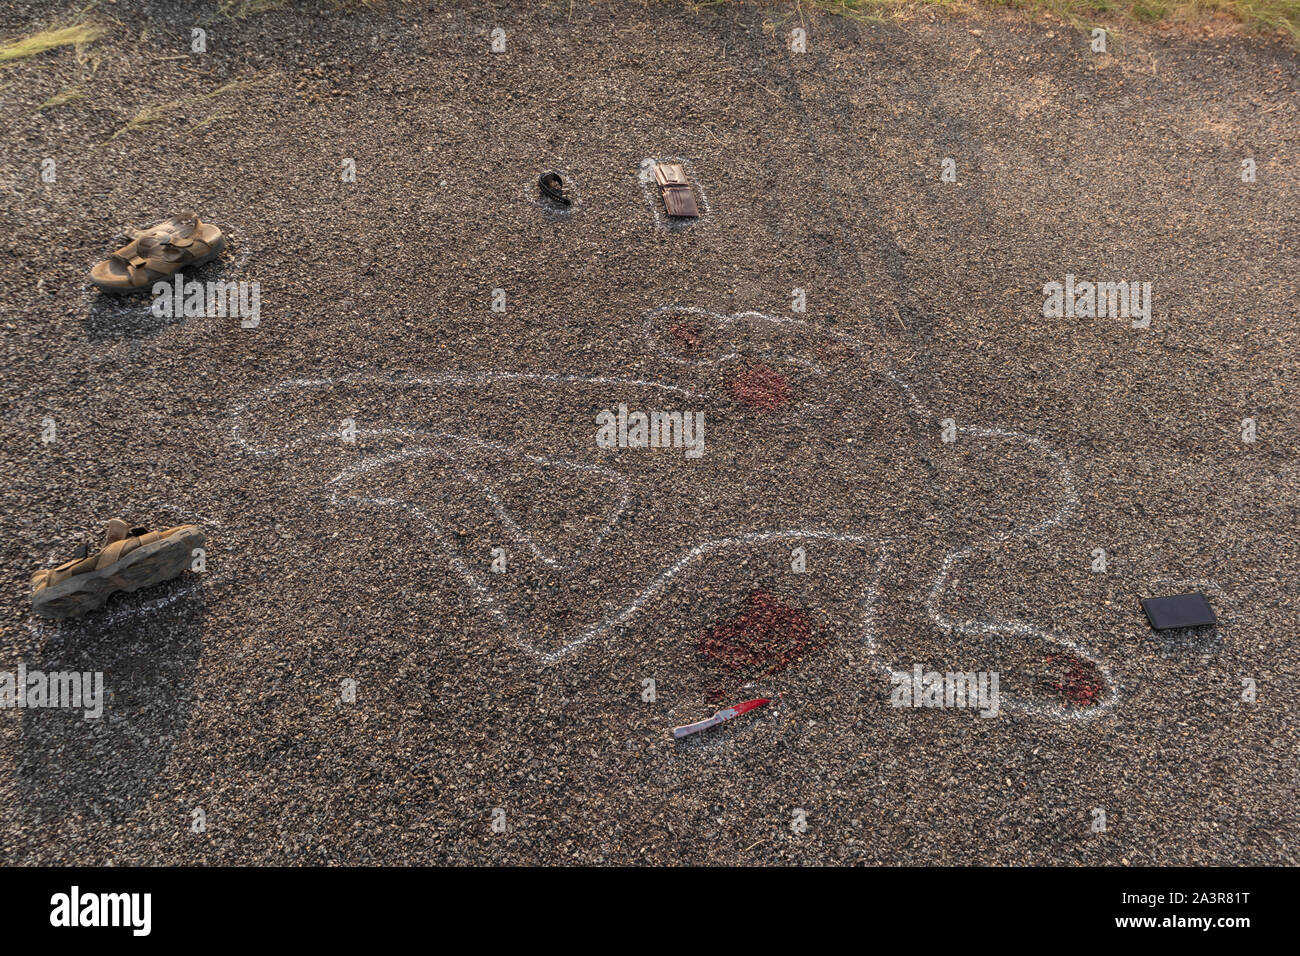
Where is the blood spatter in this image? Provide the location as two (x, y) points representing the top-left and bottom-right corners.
(1044, 654), (1104, 708)
(728, 364), (791, 411)
(699, 589), (818, 680)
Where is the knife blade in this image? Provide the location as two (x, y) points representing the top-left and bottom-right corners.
(672, 697), (771, 739)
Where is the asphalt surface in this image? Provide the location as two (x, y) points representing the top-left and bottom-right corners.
(0, 0), (1297, 865)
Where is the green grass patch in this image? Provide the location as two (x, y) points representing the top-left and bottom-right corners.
(813, 0), (1299, 39)
(989, 0), (1297, 35)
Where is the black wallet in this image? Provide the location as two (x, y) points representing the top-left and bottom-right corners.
(1141, 592), (1217, 630)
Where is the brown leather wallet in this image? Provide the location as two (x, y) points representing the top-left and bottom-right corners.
(653, 162), (700, 218)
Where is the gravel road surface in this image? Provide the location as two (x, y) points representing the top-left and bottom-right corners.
(1, 0), (1296, 864)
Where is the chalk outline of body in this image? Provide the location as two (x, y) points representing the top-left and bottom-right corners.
(231, 307), (1118, 719)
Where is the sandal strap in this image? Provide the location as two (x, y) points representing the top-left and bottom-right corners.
(109, 213), (204, 264)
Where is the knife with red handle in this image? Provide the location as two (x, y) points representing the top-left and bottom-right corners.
(672, 698), (770, 739)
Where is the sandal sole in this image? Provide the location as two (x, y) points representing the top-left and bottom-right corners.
(32, 528), (206, 620)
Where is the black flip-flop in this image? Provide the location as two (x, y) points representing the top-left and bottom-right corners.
(538, 171), (571, 206)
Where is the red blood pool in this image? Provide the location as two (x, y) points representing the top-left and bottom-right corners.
(699, 589), (818, 679)
(729, 364), (791, 411)
(1044, 654), (1104, 707)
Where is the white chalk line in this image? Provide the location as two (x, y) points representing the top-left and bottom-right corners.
(327, 436), (629, 570)
(644, 304), (850, 373)
(27, 579), (205, 641)
(230, 372), (701, 457)
(644, 308), (1117, 718)
(231, 309), (1118, 717)
(233, 380), (889, 664)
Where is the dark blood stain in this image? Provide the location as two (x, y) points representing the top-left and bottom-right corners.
(729, 364), (791, 411)
(699, 589), (819, 684)
(1044, 654), (1104, 707)
(670, 323), (704, 350)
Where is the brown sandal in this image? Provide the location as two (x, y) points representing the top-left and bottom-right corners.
(89, 212), (226, 293)
(32, 518), (206, 619)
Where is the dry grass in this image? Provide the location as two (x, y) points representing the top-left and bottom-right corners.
(218, 0), (288, 17)
(38, 84), (85, 110)
(0, 22), (104, 64)
(218, 0), (386, 17)
(214, 0), (1299, 40)
(112, 75), (275, 139)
